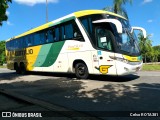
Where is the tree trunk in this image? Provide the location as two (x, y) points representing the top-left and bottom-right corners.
(145, 54), (147, 64)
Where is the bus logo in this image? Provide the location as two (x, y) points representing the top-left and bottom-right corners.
(100, 65), (112, 74)
(132, 58), (137, 61)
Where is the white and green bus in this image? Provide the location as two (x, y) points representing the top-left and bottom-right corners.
(6, 10), (146, 79)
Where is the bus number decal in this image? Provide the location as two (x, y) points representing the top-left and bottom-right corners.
(15, 49), (33, 56)
(27, 49), (33, 55)
(99, 65), (112, 74)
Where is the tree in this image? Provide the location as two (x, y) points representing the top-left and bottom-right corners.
(103, 0), (132, 19)
(0, 0), (12, 26)
(146, 48), (159, 62)
(0, 41), (6, 65)
(138, 33), (153, 63)
(153, 45), (160, 62)
(113, 0), (132, 13)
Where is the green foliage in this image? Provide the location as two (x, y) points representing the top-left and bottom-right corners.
(138, 33), (152, 63)
(153, 45), (160, 62)
(0, 41), (6, 65)
(153, 45), (160, 51)
(0, 65), (6, 68)
(103, 0), (132, 19)
(138, 33), (160, 63)
(113, 0), (132, 13)
(0, 0), (12, 26)
(142, 64), (160, 71)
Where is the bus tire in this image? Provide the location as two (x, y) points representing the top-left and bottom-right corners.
(75, 63), (89, 79)
(20, 63), (26, 75)
(14, 63), (20, 74)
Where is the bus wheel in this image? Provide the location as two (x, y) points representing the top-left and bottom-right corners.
(75, 63), (89, 79)
(20, 63), (26, 75)
(15, 64), (20, 74)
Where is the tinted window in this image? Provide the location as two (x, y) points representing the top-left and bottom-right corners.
(7, 19), (85, 50)
(27, 35), (33, 47)
(15, 39), (18, 50)
(55, 27), (60, 41)
(34, 33), (41, 45)
(65, 23), (73, 39)
(81, 19), (89, 33)
(18, 38), (22, 49)
(6, 42), (10, 50)
(60, 26), (65, 40)
(79, 14), (105, 46)
(47, 29), (54, 43)
(96, 27), (113, 51)
(61, 20), (83, 41)
(40, 32), (46, 44)
(23, 37), (28, 48)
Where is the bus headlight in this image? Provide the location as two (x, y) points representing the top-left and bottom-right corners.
(109, 56), (129, 64)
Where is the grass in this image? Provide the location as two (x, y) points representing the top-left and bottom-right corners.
(0, 65), (6, 68)
(142, 64), (160, 71)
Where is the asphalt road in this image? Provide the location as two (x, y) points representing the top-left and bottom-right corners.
(0, 68), (160, 120)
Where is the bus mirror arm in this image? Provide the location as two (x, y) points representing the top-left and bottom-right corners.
(92, 19), (123, 34)
(131, 27), (147, 39)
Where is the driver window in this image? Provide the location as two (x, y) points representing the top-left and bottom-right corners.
(96, 27), (113, 51)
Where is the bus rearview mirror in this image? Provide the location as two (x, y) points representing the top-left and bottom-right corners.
(131, 27), (147, 39)
(93, 19), (123, 34)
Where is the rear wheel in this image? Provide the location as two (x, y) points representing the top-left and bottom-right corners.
(75, 63), (89, 79)
(20, 63), (26, 75)
(14, 63), (20, 74)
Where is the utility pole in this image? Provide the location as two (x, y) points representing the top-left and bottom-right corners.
(46, 0), (48, 23)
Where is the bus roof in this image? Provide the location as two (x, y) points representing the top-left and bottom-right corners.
(74, 10), (126, 19)
(6, 10), (126, 42)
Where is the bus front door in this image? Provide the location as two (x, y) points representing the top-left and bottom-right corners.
(95, 26), (117, 75)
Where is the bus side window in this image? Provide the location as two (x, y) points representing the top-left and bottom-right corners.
(40, 31), (46, 44)
(19, 38), (21, 49)
(21, 37), (25, 48)
(54, 27), (60, 41)
(6, 42), (9, 50)
(31, 34), (34, 46)
(34, 33), (40, 46)
(9, 41), (11, 51)
(15, 39), (18, 50)
(80, 18), (92, 35)
(6, 41), (9, 51)
(20, 38), (24, 49)
(10, 40), (13, 51)
(72, 21), (84, 41)
(61, 26), (65, 40)
(23, 37), (28, 48)
(27, 36), (31, 47)
(81, 19), (89, 33)
(27, 35), (34, 47)
(10, 41), (12, 51)
(45, 32), (48, 43)
(47, 28), (54, 43)
(12, 40), (14, 50)
(64, 23), (73, 39)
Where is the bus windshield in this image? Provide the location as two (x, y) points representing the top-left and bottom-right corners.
(105, 15), (140, 55)
(79, 14), (141, 56)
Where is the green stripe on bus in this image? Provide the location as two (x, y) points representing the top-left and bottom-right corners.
(34, 44), (52, 67)
(34, 41), (65, 67)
